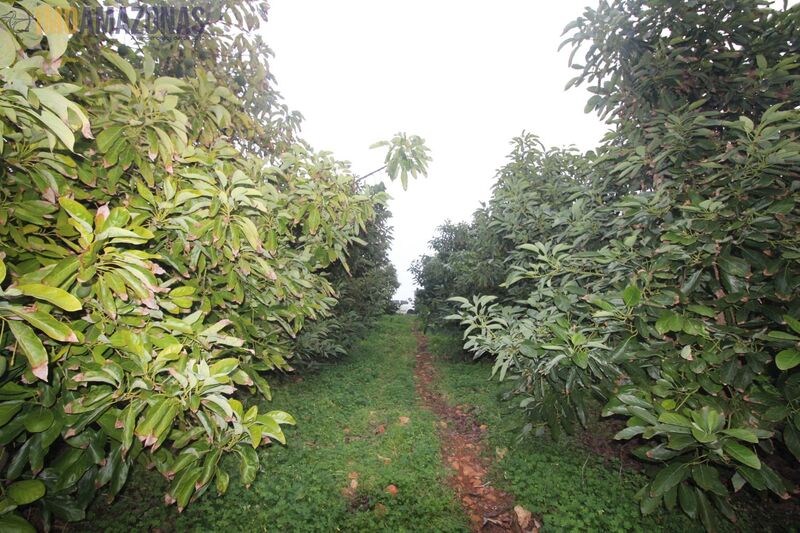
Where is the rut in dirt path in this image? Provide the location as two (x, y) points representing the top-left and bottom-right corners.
(413, 330), (539, 533)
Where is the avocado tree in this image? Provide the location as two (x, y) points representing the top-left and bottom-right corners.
(0, 1), (423, 529)
(438, 1), (800, 530)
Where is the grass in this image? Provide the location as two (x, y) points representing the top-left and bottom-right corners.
(83, 316), (467, 532)
(79, 317), (797, 532)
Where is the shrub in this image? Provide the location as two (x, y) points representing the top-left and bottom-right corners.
(295, 189), (400, 362)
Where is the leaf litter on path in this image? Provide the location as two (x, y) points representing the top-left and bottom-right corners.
(412, 329), (539, 533)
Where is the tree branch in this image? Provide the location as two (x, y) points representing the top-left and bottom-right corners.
(355, 164), (387, 184)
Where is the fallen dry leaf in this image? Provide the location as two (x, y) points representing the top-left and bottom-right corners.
(377, 454), (392, 464)
(348, 471), (359, 480)
(350, 479), (358, 490)
(483, 517), (508, 528)
(374, 502), (387, 518)
(398, 416), (410, 425)
(376, 424), (386, 434)
(514, 505), (532, 530)
(495, 447), (508, 460)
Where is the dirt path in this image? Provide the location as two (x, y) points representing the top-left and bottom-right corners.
(413, 330), (538, 533)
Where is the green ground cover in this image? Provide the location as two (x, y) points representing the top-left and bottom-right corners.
(80, 318), (796, 532)
(83, 317), (466, 532)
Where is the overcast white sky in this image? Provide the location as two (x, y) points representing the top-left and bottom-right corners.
(266, 1), (609, 300)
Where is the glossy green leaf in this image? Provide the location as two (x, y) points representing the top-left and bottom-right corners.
(721, 428), (759, 444)
(23, 408), (54, 433)
(100, 50), (137, 84)
(238, 445), (259, 487)
(0, 403), (22, 427)
(678, 483), (697, 519)
(0, 27), (16, 68)
(650, 463), (689, 497)
(784, 315), (800, 335)
(57, 197), (93, 231)
(724, 442), (761, 469)
(0, 513), (36, 533)
(692, 465), (727, 496)
(17, 284), (82, 312)
(7, 321), (48, 381)
(623, 284), (642, 307)
(7, 480), (46, 505)
(776, 349), (800, 371)
(9, 308), (78, 343)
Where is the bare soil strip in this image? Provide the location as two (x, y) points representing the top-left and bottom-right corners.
(413, 331), (538, 533)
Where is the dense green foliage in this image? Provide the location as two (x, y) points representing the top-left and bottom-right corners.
(429, 328), (800, 532)
(416, 0), (800, 529)
(0, 1), (421, 529)
(428, 330), (699, 533)
(411, 212), (504, 329)
(295, 191), (399, 361)
(4, 0), (798, 530)
(82, 316), (467, 532)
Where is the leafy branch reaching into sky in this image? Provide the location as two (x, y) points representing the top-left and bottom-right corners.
(359, 132), (431, 190)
